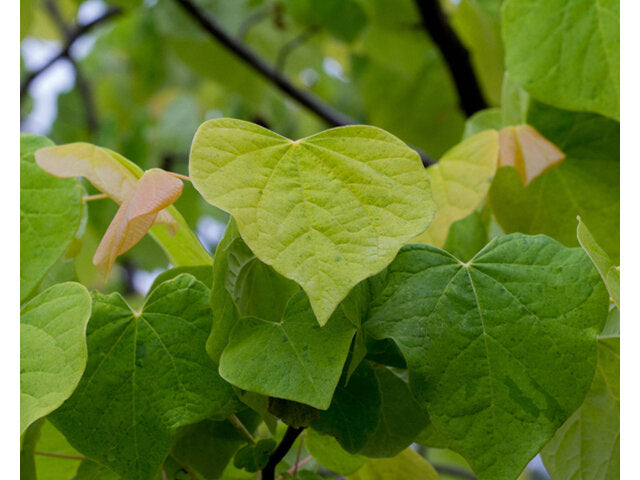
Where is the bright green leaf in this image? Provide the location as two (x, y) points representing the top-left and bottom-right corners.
(503, 0), (619, 120)
(542, 336), (620, 480)
(346, 448), (440, 480)
(21, 134), (83, 303)
(189, 118), (434, 325)
(219, 291), (356, 410)
(50, 274), (235, 480)
(20, 418), (43, 480)
(306, 429), (365, 475)
(412, 130), (498, 247)
(490, 101), (620, 263)
(34, 420), (84, 480)
(577, 216), (620, 307)
(149, 265), (213, 294)
(364, 234), (608, 480)
(463, 108), (502, 139)
(20, 282), (91, 435)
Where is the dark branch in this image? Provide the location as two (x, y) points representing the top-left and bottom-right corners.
(414, 0), (487, 116)
(173, 0), (435, 166)
(20, 6), (122, 102)
(261, 426), (303, 480)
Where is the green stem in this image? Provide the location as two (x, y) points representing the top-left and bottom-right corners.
(229, 414), (256, 445)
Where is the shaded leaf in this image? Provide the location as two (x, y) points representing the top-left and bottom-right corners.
(219, 291), (356, 410)
(148, 265), (214, 294)
(93, 169), (183, 276)
(233, 439), (277, 473)
(305, 429), (365, 475)
(20, 282), (91, 435)
(443, 212), (488, 262)
(364, 234), (608, 480)
(21, 134), (83, 303)
(20, 418), (44, 480)
(412, 131), (498, 247)
(33, 420), (83, 480)
(541, 336), (619, 480)
(50, 275), (236, 480)
(498, 125), (565, 186)
(503, 0), (619, 119)
(577, 216), (620, 307)
(490, 101), (620, 263)
(190, 118), (434, 325)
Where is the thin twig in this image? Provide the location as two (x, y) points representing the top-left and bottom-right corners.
(173, 0), (435, 166)
(229, 414), (256, 445)
(261, 426), (304, 480)
(275, 25), (321, 72)
(83, 193), (109, 202)
(237, 8), (270, 39)
(292, 431), (305, 478)
(414, 0), (487, 116)
(34, 451), (85, 461)
(20, 6), (122, 102)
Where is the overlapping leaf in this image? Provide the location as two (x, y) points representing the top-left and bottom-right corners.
(306, 429), (365, 475)
(412, 130), (498, 247)
(541, 335), (619, 480)
(577, 217), (620, 307)
(34, 142), (211, 267)
(21, 135), (83, 303)
(490, 101), (620, 262)
(346, 448), (440, 480)
(503, 0), (619, 120)
(20, 282), (91, 435)
(50, 275), (235, 480)
(189, 118), (434, 325)
(364, 234), (608, 480)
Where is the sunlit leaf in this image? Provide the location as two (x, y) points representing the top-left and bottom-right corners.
(190, 118), (434, 325)
(346, 448), (440, 480)
(412, 130), (498, 247)
(20, 282), (91, 435)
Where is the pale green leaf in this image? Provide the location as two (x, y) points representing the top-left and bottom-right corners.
(412, 130), (498, 247)
(189, 118), (434, 325)
(34, 420), (83, 480)
(463, 108), (502, 139)
(503, 0), (619, 120)
(50, 274), (236, 480)
(20, 134), (83, 303)
(346, 448), (440, 480)
(20, 418), (43, 480)
(364, 234), (608, 480)
(219, 291), (356, 410)
(490, 101), (620, 263)
(577, 216), (620, 307)
(20, 282), (91, 435)
(542, 336), (619, 480)
(306, 429), (365, 475)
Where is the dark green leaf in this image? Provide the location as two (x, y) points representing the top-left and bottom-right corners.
(233, 439), (277, 473)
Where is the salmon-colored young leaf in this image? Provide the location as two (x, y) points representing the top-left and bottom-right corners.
(93, 169), (183, 276)
(34, 142), (178, 231)
(498, 125), (565, 185)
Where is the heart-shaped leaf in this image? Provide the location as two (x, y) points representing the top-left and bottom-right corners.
(21, 135), (83, 303)
(93, 169), (183, 276)
(189, 118), (434, 325)
(412, 130), (498, 247)
(50, 274), (235, 480)
(503, 0), (619, 120)
(20, 282), (91, 435)
(364, 234), (608, 480)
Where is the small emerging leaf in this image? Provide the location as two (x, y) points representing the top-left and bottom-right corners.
(93, 169), (183, 276)
(498, 125), (565, 185)
(35, 142), (178, 230)
(233, 439), (277, 473)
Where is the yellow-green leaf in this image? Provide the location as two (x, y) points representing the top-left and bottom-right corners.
(346, 448), (440, 480)
(189, 118), (434, 325)
(412, 130), (498, 247)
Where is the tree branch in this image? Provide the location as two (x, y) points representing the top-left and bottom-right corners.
(414, 0), (487, 116)
(261, 426), (303, 480)
(173, 0), (435, 166)
(20, 6), (122, 102)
